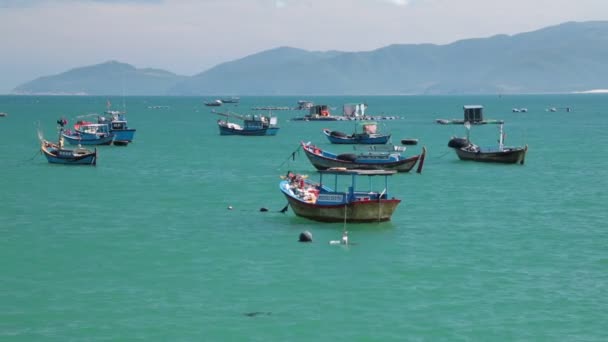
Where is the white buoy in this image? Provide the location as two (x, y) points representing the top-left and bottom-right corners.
(227, 205), (233, 210)
(341, 231), (349, 245)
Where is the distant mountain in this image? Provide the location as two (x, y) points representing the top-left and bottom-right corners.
(13, 21), (608, 95)
(13, 61), (187, 95)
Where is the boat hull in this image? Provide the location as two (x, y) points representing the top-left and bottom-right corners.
(302, 145), (420, 172)
(326, 135), (391, 144)
(323, 129), (391, 144)
(282, 193), (400, 223)
(453, 146), (527, 164)
(62, 133), (114, 146)
(111, 129), (136, 144)
(218, 125), (279, 136)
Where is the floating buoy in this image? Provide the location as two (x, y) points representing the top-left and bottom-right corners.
(299, 231), (313, 242)
(227, 205), (233, 210)
(400, 138), (419, 145)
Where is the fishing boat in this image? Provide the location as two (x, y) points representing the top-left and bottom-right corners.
(279, 169), (401, 223)
(214, 110), (279, 136)
(205, 100), (222, 107)
(220, 97), (240, 104)
(322, 121), (391, 144)
(40, 129), (97, 166)
(62, 122), (114, 145)
(98, 110), (136, 145)
(447, 122), (527, 164)
(301, 141), (426, 173)
(296, 100), (314, 110)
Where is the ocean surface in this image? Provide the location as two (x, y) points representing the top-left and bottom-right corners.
(1, 94), (606, 341)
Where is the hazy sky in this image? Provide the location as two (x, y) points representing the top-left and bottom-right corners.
(0, 0), (606, 93)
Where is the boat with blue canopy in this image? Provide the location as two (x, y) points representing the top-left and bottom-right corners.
(279, 168), (401, 223)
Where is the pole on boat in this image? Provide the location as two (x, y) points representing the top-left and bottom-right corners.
(464, 121), (471, 142)
(342, 203), (349, 245)
(498, 123), (505, 151)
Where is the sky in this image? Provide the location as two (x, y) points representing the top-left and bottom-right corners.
(0, 0), (606, 93)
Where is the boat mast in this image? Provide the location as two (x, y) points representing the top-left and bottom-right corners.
(498, 123), (505, 151)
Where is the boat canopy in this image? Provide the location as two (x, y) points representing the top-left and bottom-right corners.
(318, 169), (397, 176)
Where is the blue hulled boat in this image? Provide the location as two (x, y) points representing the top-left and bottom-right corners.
(215, 110), (279, 136)
(62, 123), (114, 145)
(322, 121), (391, 144)
(98, 110), (136, 145)
(40, 129), (97, 166)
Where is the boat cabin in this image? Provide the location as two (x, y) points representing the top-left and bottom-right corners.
(79, 123), (111, 135)
(463, 105), (484, 123)
(315, 169), (396, 205)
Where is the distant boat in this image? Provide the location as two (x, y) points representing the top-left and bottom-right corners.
(205, 100), (222, 107)
(301, 141), (426, 173)
(322, 121), (391, 144)
(279, 169), (401, 223)
(0, 112), (7, 117)
(296, 100), (314, 110)
(447, 122), (527, 164)
(214, 110), (279, 136)
(220, 97), (240, 104)
(292, 104), (342, 121)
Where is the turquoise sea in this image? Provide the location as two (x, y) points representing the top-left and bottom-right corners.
(1, 94), (606, 341)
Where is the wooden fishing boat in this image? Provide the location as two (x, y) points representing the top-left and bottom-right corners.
(279, 169), (401, 223)
(448, 122), (527, 164)
(301, 141), (426, 173)
(322, 121), (391, 144)
(40, 134), (97, 166)
(215, 110), (279, 136)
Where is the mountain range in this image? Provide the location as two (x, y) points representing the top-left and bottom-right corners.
(12, 21), (608, 95)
